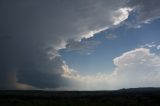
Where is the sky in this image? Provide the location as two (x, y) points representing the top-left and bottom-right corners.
(1, 0), (160, 90)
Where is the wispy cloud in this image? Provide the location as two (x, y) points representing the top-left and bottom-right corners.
(106, 34), (118, 40)
(66, 40), (101, 55)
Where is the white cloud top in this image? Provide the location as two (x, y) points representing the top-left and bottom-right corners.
(63, 48), (160, 90)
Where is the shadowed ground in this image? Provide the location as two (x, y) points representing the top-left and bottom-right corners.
(0, 88), (160, 106)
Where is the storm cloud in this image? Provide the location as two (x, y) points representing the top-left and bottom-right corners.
(1, 0), (159, 90)
(0, 0), (130, 89)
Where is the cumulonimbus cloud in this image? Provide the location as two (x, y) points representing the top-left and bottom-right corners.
(0, 0), (130, 89)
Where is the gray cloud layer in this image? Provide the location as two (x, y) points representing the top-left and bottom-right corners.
(127, 0), (160, 23)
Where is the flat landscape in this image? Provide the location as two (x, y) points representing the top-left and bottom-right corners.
(0, 88), (160, 106)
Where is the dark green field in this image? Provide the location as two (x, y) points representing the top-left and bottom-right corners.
(1, 88), (160, 106)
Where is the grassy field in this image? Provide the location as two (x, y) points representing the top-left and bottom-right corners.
(0, 88), (160, 106)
